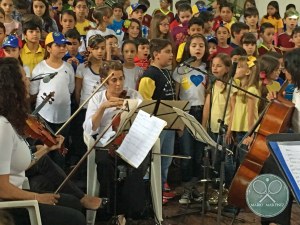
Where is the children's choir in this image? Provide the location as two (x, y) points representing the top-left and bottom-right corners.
(0, 0), (300, 225)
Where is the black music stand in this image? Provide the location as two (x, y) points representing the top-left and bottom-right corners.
(125, 100), (189, 225)
(173, 107), (234, 222)
(124, 100), (190, 131)
(105, 100), (190, 225)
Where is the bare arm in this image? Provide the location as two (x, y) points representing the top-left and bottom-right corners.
(202, 94), (211, 130)
(0, 174), (60, 205)
(91, 97), (124, 131)
(27, 135), (64, 168)
(225, 93), (236, 144)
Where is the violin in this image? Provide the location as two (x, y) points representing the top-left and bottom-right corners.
(227, 81), (294, 208)
(107, 90), (129, 157)
(24, 92), (68, 156)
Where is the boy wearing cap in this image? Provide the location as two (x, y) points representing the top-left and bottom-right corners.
(278, 9), (299, 52)
(20, 21), (45, 76)
(208, 36), (217, 55)
(127, 3), (149, 38)
(2, 34), (20, 59)
(30, 31), (74, 169)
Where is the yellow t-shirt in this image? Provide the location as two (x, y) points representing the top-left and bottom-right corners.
(210, 84), (232, 133)
(20, 44), (45, 76)
(176, 42), (186, 63)
(75, 19), (92, 36)
(224, 17), (237, 34)
(231, 85), (260, 132)
(260, 16), (283, 33)
(266, 80), (281, 92)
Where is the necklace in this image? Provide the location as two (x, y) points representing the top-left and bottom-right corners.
(153, 64), (175, 100)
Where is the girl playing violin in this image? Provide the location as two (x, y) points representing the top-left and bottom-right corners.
(0, 57), (86, 225)
(83, 61), (147, 225)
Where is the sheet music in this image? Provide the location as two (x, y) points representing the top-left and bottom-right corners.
(277, 142), (300, 188)
(116, 110), (167, 168)
(173, 107), (217, 147)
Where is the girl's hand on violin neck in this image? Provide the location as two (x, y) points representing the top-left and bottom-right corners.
(102, 97), (124, 110)
(35, 193), (60, 205)
(45, 135), (65, 152)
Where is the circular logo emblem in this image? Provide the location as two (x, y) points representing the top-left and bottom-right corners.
(246, 174), (289, 218)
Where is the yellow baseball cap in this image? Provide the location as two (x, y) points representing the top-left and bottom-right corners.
(45, 32), (71, 45)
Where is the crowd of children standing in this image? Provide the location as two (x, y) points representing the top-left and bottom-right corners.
(0, 0), (300, 224)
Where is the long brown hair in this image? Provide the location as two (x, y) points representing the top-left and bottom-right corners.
(209, 53), (232, 94)
(0, 58), (29, 135)
(149, 13), (172, 41)
(237, 56), (260, 105)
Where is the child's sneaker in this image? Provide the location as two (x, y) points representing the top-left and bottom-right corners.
(163, 191), (176, 199)
(163, 182), (171, 191)
(179, 189), (192, 204)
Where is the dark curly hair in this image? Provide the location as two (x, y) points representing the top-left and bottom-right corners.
(0, 58), (29, 135)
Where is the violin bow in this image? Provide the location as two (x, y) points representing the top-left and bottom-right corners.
(54, 72), (114, 135)
(54, 99), (130, 194)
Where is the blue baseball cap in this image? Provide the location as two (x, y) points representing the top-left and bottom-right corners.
(127, 3), (147, 15)
(45, 32), (71, 45)
(2, 35), (19, 48)
(207, 36), (218, 45)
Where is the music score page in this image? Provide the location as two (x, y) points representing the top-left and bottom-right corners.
(117, 110), (167, 168)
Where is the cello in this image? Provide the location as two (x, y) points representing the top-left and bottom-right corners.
(227, 82), (294, 209)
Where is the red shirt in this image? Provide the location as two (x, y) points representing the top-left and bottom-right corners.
(171, 24), (188, 48)
(258, 45), (282, 56)
(278, 32), (295, 49)
(212, 16), (222, 31)
(134, 56), (149, 71)
(170, 19), (180, 31)
(216, 45), (234, 56)
(0, 49), (5, 58)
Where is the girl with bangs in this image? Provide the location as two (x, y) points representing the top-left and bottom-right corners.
(173, 34), (209, 204)
(241, 32), (258, 57)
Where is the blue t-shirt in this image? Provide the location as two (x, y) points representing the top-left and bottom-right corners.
(63, 52), (85, 72)
(107, 19), (124, 35)
(285, 83), (294, 101)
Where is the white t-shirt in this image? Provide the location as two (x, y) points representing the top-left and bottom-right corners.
(292, 88), (300, 133)
(0, 116), (31, 189)
(83, 88), (142, 136)
(86, 28), (121, 47)
(30, 60), (75, 123)
(76, 63), (105, 108)
(123, 66), (143, 90)
(172, 64), (207, 106)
